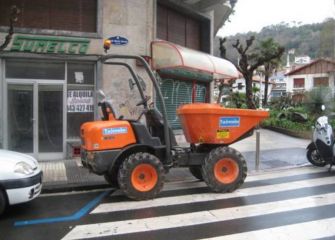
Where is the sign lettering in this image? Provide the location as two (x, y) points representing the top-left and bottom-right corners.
(11, 36), (90, 55)
(67, 90), (94, 113)
(219, 117), (240, 127)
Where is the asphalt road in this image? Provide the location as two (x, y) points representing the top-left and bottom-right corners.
(1, 166), (335, 240)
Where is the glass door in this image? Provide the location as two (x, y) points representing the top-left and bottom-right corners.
(38, 84), (63, 159)
(7, 84), (34, 153)
(7, 83), (64, 159)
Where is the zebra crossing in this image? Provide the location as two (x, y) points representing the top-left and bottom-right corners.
(62, 166), (335, 240)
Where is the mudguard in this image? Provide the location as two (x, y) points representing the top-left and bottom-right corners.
(306, 142), (316, 150)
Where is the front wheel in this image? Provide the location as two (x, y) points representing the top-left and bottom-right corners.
(118, 152), (165, 200)
(0, 190), (6, 215)
(307, 147), (327, 167)
(202, 147), (247, 193)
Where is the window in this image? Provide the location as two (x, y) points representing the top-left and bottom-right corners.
(157, 4), (201, 51)
(293, 78), (305, 89)
(313, 77), (329, 87)
(0, 0), (97, 33)
(67, 62), (95, 139)
(6, 59), (65, 79)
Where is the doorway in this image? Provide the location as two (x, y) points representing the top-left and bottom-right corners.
(7, 82), (63, 160)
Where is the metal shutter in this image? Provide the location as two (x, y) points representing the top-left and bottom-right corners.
(156, 4), (201, 51)
(156, 79), (207, 129)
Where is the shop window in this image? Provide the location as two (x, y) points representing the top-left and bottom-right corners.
(0, 0), (97, 33)
(67, 62), (95, 139)
(293, 78), (305, 89)
(6, 59), (65, 79)
(313, 77), (329, 87)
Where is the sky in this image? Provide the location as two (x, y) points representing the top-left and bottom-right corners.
(217, 0), (335, 37)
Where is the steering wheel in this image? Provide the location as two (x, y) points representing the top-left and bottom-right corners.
(136, 95), (151, 106)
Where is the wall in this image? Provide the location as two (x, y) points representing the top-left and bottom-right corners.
(286, 73), (334, 93)
(101, 0), (154, 119)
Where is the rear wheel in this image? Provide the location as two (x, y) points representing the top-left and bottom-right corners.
(0, 190), (6, 215)
(118, 152), (165, 200)
(202, 146), (247, 193)
(189, 166), (204, 181)
(307, 147), (327, 167)
(104, 171), (119, 188)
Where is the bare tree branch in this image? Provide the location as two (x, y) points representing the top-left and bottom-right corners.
(0, 5), (20, 51)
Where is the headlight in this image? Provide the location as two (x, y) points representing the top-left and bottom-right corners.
(14, 162), (34, 175)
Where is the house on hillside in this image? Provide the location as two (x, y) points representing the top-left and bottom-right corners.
(270, 71), (287, 99)
(286, 59), (335, 95)
(232, 75), (275, 102)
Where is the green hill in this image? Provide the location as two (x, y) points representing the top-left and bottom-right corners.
(215, 18), (335, 65)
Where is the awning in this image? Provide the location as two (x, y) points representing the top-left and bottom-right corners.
(151, 40), (239, 81)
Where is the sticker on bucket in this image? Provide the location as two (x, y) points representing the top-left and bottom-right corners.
(103, 127), (128, 135)
(219, 117), (240, 127)
(217, 129), (230, 139)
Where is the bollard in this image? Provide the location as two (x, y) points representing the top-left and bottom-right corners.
(255, 128), (260, 171)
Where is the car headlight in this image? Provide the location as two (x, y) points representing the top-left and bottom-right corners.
(14, 162), (34, 175)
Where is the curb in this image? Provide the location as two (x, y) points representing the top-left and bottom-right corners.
(263, 126), (311, 139)
(42, 183), (110, 194)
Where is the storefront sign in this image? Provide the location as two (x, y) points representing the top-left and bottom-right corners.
(109, 36), (128, 46)
(67, 90), (94, 112)
(11, 35), (90, 54)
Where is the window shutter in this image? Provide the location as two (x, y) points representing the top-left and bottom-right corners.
(0, 0), (97, 33)
(156, 79), (192, 129)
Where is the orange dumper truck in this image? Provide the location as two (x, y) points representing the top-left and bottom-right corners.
(80, 55), (269, 200)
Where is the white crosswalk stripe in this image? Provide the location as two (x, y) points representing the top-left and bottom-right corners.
(62, 166), (335, 240)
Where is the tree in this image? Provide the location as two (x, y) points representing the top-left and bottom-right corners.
(256, 38), (283, 106)
(216, 37), (229, 104)
(319, 18), (335, 59)
(0, 6), (20, 51)
(231, 36), (284, 109)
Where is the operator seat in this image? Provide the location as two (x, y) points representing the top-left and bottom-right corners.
(145, 109), (177, 146)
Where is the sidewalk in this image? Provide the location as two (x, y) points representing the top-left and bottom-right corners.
(40, 129), (311, 193)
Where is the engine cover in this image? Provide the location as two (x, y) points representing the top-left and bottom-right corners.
(81, 120), (136, 151)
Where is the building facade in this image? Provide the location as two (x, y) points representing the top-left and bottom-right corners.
(0, 0), (235, 160)
(286, 59), (335, 95)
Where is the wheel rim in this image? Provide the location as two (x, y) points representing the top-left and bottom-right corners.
(214, 158), (239, 184)
(131, 164), (158, 192)
(311, 150), (325, 164)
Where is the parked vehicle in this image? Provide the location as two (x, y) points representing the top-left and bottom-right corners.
(306, 105), (335, 170)
(80, 55), (269, 200)
(0, 150), (43, 215)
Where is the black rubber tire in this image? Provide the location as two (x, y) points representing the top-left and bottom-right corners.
(307, 147), (327, 167)
(189, 166), (204, 181)
(104, 172), (119, 188)
(202, 146), (247, 193)
(0, 190), (6, 216)
(118, 152), (165, 200)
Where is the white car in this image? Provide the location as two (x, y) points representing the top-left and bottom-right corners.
(0, 150), (43, 215)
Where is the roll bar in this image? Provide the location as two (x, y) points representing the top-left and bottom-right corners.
(100, 55), (171, 163)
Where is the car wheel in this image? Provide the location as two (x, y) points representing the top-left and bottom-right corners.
(0, 189), (6, 215)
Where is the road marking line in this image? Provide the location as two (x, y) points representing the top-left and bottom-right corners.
(245, 166), (325, 181)
(201, 217), (335, 240)
(62, 192), (335, 239)
(91, 175), (335, 214)
(14, 190), (111, 227)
